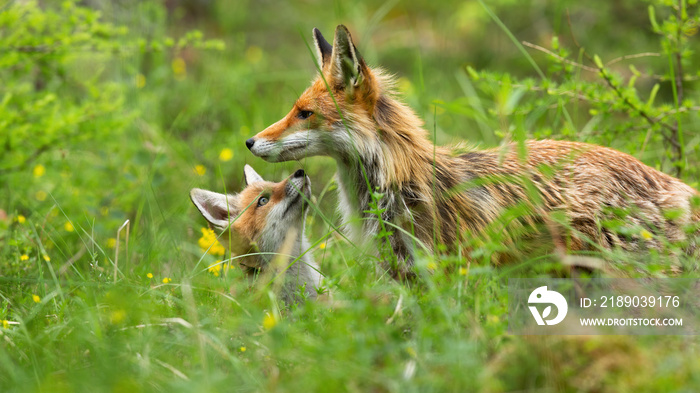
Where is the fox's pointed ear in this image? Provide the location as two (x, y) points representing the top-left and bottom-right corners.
(190, 188), (239, 229)
(243, 164), (264, 185)
(329, 25), (366, 90)
(313, 28), (333, 69)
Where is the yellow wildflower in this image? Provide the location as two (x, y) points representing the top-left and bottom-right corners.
(262, 312), (277, 330)
(239, 346), (246, 352)
(245, 46), (263, 64)
(219, 148), (234, 162)
(198, 228), (226, 256)
(172, 57), (186, 80)
(64, 222), (74, 232)
(17, 215), (26, 224)
(319, 242), (327, 250)
(33, 164), (45, 178)
(43, 255), (50, 262)
(32, 295), (41, 303)
(20, 254), (29, 261)
(2, 320), (8, 329)
(194, 165), (206, 176)
(110, 309), (126, 324)
(147, 273), (153, 279)
(458, 267), (467, 276)
(107, 238), (117, 248)
(162, 277), (171, 284)
(36, 191), (47, 201)
(208, 262), (222, 277)
(640, 230), (653, 240)
(406, 347), (417, 358)
(427, 262), (437, 271)
(135, 73), (146, 88)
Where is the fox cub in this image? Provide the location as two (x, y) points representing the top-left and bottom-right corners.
(190, 165), (322, 302)
(245, 25), (700, 277)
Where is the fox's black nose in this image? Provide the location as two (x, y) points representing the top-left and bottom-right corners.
(245, 138), (255, 150)
(293, 169), (305, 178)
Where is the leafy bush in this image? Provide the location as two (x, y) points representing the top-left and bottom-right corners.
(451, 1), (699, 180)
(0, 1), (222, 278)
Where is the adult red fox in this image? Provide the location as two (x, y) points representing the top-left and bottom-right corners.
(190, 166), (322, 302)
(245, 25), (699, 277)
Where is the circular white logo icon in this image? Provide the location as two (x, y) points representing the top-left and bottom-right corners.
(528, 286), (568, 326)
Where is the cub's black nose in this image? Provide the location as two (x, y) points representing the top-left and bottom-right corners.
(245, 138), (255, 150)
(293, 169), (305, 178)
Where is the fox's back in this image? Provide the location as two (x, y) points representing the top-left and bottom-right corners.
(451, 139), (698, 252)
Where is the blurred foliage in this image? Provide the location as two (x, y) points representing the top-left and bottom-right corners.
(0, 0), (699, 392)
(458, 0), (700, 180)
(0, 0), (223, 278)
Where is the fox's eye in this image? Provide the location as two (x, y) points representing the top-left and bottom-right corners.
(297, 110), (313, 120)
(257, 196), (269, 207)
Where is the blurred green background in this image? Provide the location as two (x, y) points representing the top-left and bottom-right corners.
(1, 0), (699, 391)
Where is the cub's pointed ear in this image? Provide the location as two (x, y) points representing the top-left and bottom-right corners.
(243, 164), (264, 185)
(329, 25), (366, 90)
(190, 188), (239, 229)
(313, 27), (333, 69)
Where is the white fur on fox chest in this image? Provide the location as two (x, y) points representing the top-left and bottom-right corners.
(335, 168), (415, 248)
(258, 199), (322, 300)
(335, 174), (365, 243)
(331, 129), (390, 242)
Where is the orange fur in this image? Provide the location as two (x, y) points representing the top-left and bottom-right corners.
(231, 180), (287, 243)
(190, 167), (322, 301)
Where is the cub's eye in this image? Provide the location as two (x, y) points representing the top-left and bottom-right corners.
(297, 110), (313, 120)
(257, 196), (269, 207)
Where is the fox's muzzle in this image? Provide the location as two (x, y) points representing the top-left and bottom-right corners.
(285, 169), (310, 199)
(245, 138), (255, 150)
(247, 128), (326, 161)
(282, 169), (312, 218)
(245, 136), (281, 161)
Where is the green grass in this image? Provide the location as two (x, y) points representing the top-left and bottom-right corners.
(3, 239), (700, 392)
(2, 0), (700, 391)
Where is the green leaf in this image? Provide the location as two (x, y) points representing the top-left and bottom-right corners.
(646, 83), (660, 107)
(648, 5), (660, 33)
(593, 55), (603, 69)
